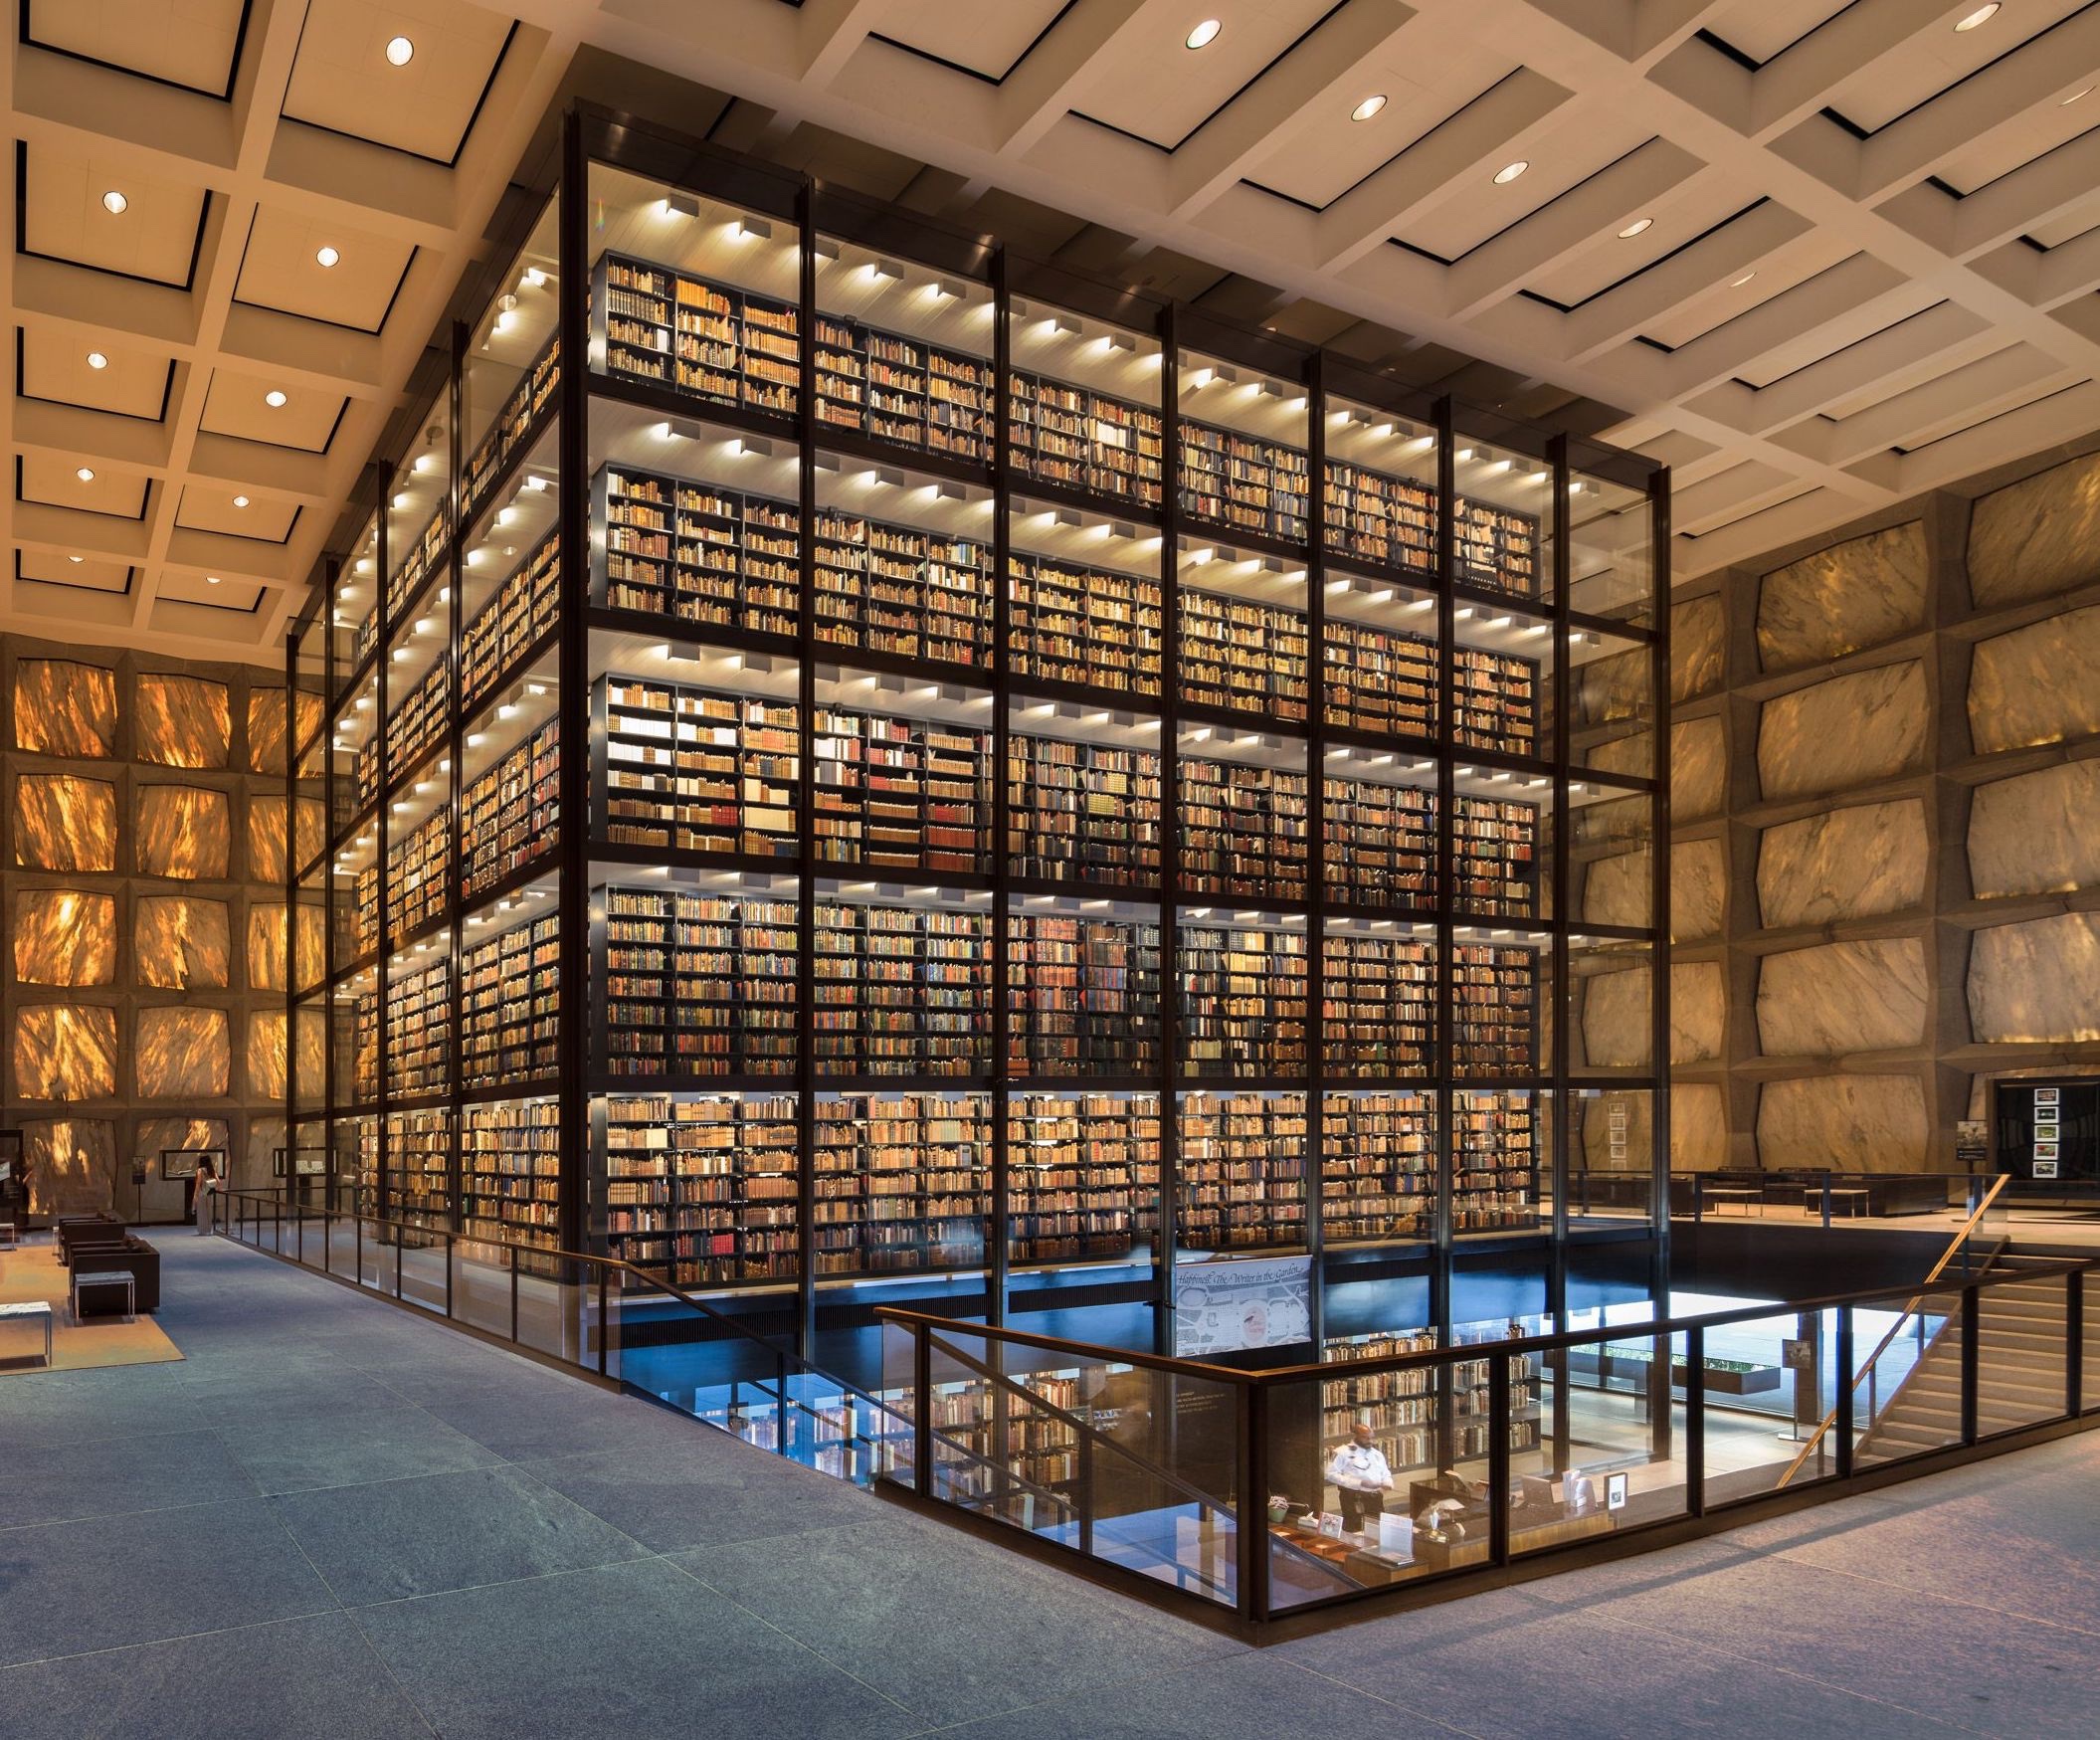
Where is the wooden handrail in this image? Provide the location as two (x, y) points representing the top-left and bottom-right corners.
(1775, 1174), (2010, 1487)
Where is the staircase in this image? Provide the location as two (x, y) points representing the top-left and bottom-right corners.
(1857, 1266), (2069, 1462)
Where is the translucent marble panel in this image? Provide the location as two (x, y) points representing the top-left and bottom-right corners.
(21, 1116), (117, 1217)
(248, 1012), (288, 1102)
(1757, 1074), (1929, 1172)
(1576, 848), (1650, 928)
(135, 785), (231, 879)
(1968, 912), (2100, 1044)
(1670, 595), (1723, 703)
(1758, 939), (1928, 1057)
(12, 890), (116, 986)
(1672, 840), (1725, 943)
(14, 774), (117, 870)
(13, 1005), (118, 1099)
(247, 902), (327, 992)
(135, 1006), (232, 1098)
(249, 1115), (288, 1187)
(1575, 960), (1651, 1069)
(1968, 760), (2100, 898)
(135, 1117), (230, 1186)
(1757, 799), (1928, 928)
(135, 674), (232, 769)
(1968, 605), (2100, 754)
(247, 687), (325, 775)
(1671, 1083), (1728, 1172)
(247, 795), (327, 885)
(1673, 716), (1726, 819)
(1758, 663), (1928, 801)
(135, 895), (231, 989)
(1758, 521), (1927, 673)
(1673, 961), (1725, 1063)
(1968, 450), (2100, 609)
(13, 660), (116, 757)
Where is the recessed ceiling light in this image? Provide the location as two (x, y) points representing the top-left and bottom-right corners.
(1351, 95), (1388, 122)
(86, 350), (107, 369)
(1492, 160), (1529, 185)
(1729, 271), (1757, 287)
(1953, 3), (1999, 30)
(315, 246), (340, 268)
(233, 494), (250, 508)
(265, 389), (287, 407)
(1185, 19), (1222, 50)
(2065, 85), (2094, 104)
(206, 575), (222, 586)
(101, 190), (127, 215)
(76, 467), (95, 483)
(385, 35), (415, 66)
(1618, 217), (1653, 239)
(68, 555), (84, 563)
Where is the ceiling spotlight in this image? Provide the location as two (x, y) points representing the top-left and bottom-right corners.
(1953, 3), (1999, 30)
(266, 389), (287, 407)
(385, 35), (415, 66)
(2065, 85), (2094, 104)
(86, 351), (107, 370)
(101, 189), (128, 215)
(76, 467), (95, 483)
(69, 555), (84, 563)
(206, 575), (222, 586)
(1351, 95), (1388, 122)
(233, 494), (250, 507)
(1618, 217), (1653, 239)
(1186, 18), (1222, 49)
(1729, 271), (1756, 287)
(1492, 160), (1529, 185)
(315, 245), (340, 268)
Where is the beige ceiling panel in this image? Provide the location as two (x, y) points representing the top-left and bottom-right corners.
(175, 485), (299, 542)
(1699, 0), (1853, 64)
(17, 328), (173, 420)
(1638, 228), (1856, 350)
(1071, 0), (1335, 150)
(1520, 172), (1753, 309)
(197, 367), (348, 451)
(1828, 0), (2087, 132)
(23, 0), (248, 97)
(17, 550), (134, 595)
(281, 0), (513, 163)
(18, 456), (152, 519)
(233, 205), (415, 331)
(874, 0), (1067, 80)
(1937, 104), (2100, 195)
(19, 145), (208, 287)
(1388, 101), (1651, 261)
(156, 570), (267, 611)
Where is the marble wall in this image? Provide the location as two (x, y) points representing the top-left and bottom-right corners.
(1671, 960), (1724, 1063)
(1671, 839), (1725, 942)
(1673, 716), (1726, 818)
(1757, 521), (1928, 672)
(1967, 605), (2100, 754)
(1967, 913), (2100, 1045)
(1967, 760), (2100, 897)
(1968, 449), (2100, 608)
(3, 634), (303, 1214)
(1756, 800), (1929, 928)
(1671, 596), (1724, 703)
(1757, 1074), (1931, 1171)
(1757, 662), (1928, 800)
(1671, 1082), (1728, 1170)
(1757, 939), (1928, 1057)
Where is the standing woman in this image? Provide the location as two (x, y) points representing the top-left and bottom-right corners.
(193, 1156), (220, 1236)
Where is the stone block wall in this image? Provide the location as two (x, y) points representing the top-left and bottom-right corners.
(1670, 440), (2100, 1172)
(2, 635), (318, 1220)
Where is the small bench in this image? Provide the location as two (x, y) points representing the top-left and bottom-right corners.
(72, 1269), (136, 1324)
(1704, 1187), (1761, 1217)
(1809, 1185), (1871, 1221)
(0, 1299), (55, 1366)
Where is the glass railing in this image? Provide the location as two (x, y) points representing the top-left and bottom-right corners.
(877, 1255), (2098, 1629)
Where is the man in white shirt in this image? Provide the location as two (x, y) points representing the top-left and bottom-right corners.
(1326, 1421), (1394, 1534)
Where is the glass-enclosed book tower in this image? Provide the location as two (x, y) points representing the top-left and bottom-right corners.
(286, 106), (1668, 1357)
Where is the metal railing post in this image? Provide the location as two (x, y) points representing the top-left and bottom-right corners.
(355, 1214), (362, 1287)
(1834, 1306), (1854, 1478)
(509, 1246), (520, 1344)
(1819, 1169), (1832, 1231)
(2068, 1269), (2084, 1418)
(1684, 1326), (1705, 1516)
(1242, 1380), (1270, 1623)
(395, 1229), (404, 1299)
(1961, 1285), (1980, 1447)
(776, 1351), (791, 1458)
(1076, 1414), (1095, 1559)
(597, 1265), (609, 1378)
(445, 1233), (455, 1320)
(1488, 1353), (1511, 1566)
(913, 1323), (932, 1499)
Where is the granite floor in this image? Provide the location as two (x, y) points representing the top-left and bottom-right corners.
(2, 1235), (2095, 1738)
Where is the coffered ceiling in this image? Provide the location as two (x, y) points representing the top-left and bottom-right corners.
(13, 0), (2100, 663)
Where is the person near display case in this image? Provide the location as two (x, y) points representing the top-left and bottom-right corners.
(1326, 1421), (1394, 1535)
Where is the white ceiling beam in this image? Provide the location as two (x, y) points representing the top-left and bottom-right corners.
(796, 0), (890, 86)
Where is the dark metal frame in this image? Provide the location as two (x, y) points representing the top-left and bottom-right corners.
(286, 97), (1671, 1367)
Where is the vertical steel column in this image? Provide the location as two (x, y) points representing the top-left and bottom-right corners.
(1960, 1285), (1980, 1446)
(988, 248), (1013, 1327)
(445, 318), (468, 1235)
(1834, 1304), (1855, 1478)
(1303, 351), (1328, 1348)
(1431, 397), (1456, 1264)
(2067, 1269), (2084, 1417)
(554, 109), (591, 1257)
(1488, 1351), (1512, 1565)
(1683, 1323), (1705, 1515)
(372, 462), (394, 1225)
(1647, 465), (1673, 1271)
(1154, 306), (1183, 1353)
(793, 181), (821, 1360)
(1548, 433), (1572, 1252)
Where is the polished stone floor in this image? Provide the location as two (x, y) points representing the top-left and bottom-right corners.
(2, 1235), (2094, 1738)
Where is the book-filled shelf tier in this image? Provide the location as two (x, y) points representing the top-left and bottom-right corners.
(461, 720), (558, 900)
(1322, 1092), (1433, 1243)
(462, 532), (560, 710)
(816, 311), (994, 464)
(463, 339), (558, 518)
(1180, 923), (1307, 1078)
(1323, 932), (1432, 1079)
(463, 912), (559, 1090)
(814, 507), (990, 669)
(1009, 914), (1160, 1078)
(383, 1108), (452, 1230)
(1182, 589), (1308, 721)
(813, 1093), (989, 1275)
(1182, 760), (1308, 899)
(1010, 371), (1163, 506)
(1320, 1325), (1540, 1473)
(591, 465), (799, 637)
(1009, 1092), (1159, 1264)
(593, 253), (801, 415)
(463, 1098), (561, 1255)
(1178, 419), (1309, 542)
(1009, 733), (1161, 887)
(815, 901), (991, 1078)
(594, 677), (798, 859)
(1450, 1089), (1538, 1231)
(386, 956), (450, 1097)
(1324, 783), (1538, 917)
(1179, 1091), (1307, 1251)
(1451, 945), (1540, 1079)
(596, 885), (797, 1080)
(1009, 554), (1162, 698)
(815, 706), (991, 874)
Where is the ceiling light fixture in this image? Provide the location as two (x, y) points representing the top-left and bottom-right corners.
(69, 555), (84, 563)
(2065, 85), (2094, 104)
(1186, 19), (1222, 49)
(266, 389), (287, 407)
(1953, 3), (1999, 30)
(86, 351), (107, 369)
(1618, 217), (1653, 238)
(315, 245), (339, 268)
(1729, 271), (1756, 287)
(233, 494), (250, 507)
(1493, 160), (1529, 184)
(206, 575), (221, 586)
(76, 467), (95, 482)
(385, 35), (415, 65)
(1351, 95), (1388, 122)
(101, 189), (127, 214)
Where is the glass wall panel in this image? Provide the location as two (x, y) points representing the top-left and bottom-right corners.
(1569, 463), (1655, 629)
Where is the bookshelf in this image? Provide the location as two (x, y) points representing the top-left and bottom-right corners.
(1177, 419), (1309, 542)
(1178, 1090), (1307, 1251)
(1010, 370), (1163, 506)
(297, 126), (1663, 1328)
(1320, 1328), (1540, 1474)
(593, 253), (802, 416)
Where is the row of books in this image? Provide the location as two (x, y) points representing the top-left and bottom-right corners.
(596, 255), (801, 416)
